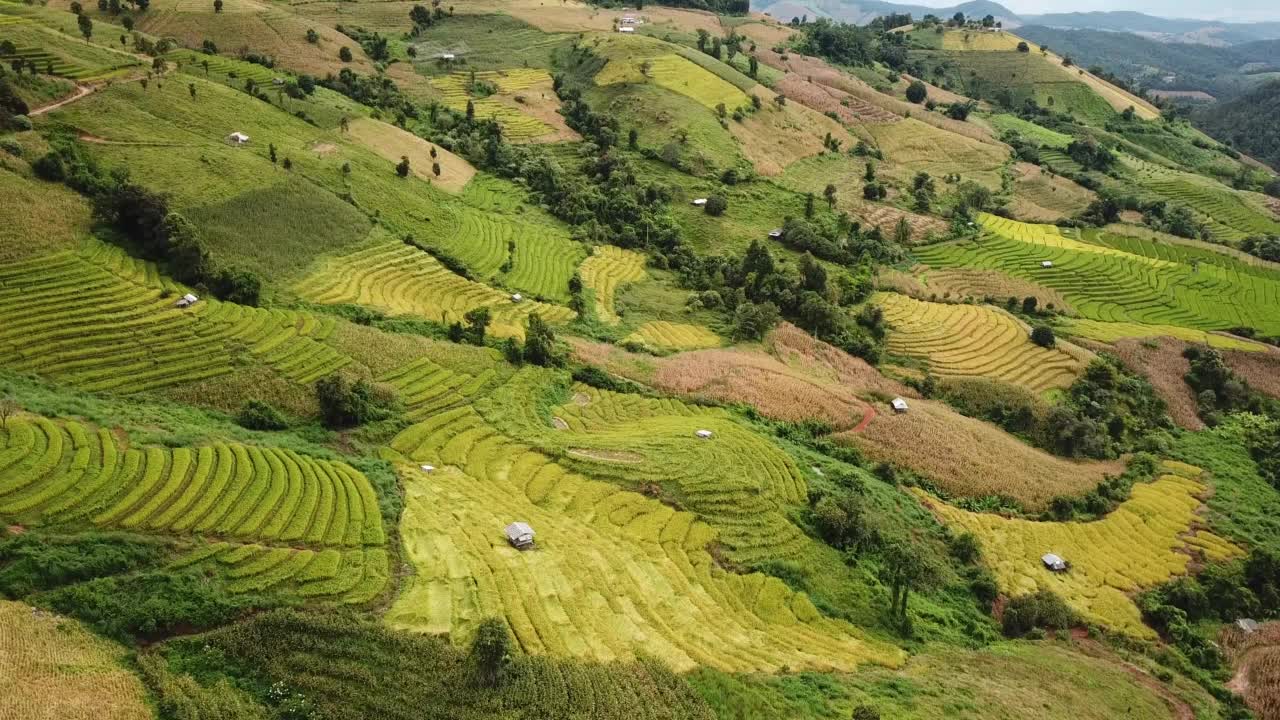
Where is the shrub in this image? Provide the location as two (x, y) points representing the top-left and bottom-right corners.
(339, 46), (352, 62)
(0, 533), (166, 597)
(905, 80), (927, 104)
(704, 195), (727, 216)
(316, 374), (380, 428)
(1030, 325), (1055, 348)
(237, 400), (289, 431)
(1002, 589), (1075, 636)
(467, 617), (511, 687)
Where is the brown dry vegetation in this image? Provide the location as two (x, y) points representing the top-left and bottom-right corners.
(346, 118), (476, 192)
(835, 398), (1124, 509)
(1223, 622), (1280, 720)
(492, 83), (582, 143)
(914, 267), (1075, 313)
(896, 73), (975, 106)
(1109, 337), (1204, 430)
(734, 19), (797, 47)
(1009, 162), (1096, 221)
(1224, 348), (1280, 400)
(728, 86), (857, 176)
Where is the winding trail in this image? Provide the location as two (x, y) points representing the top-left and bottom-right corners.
(849, 404), (876, 433)
(29, 83), (95, 116)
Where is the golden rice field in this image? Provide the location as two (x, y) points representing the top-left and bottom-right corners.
(378, 355), (499, 421)
(916, 267), (1075, 313)
(624, 321), (722, 351)
(0, 415), (385, 548)
(594, 53), (751, 111)
(877, 292), (1086, 393)
(0, 239), (348, 393)
(918, 463), (1242, 636)
(292, 240), (575, 339)
(1062, 318), (1267, 352)
(578, 245), (647, 324)
(429, 69), (555, 141)
(0, 601), (151, 720)
(941, 30), (1031, 52)
(865, 118), (1007, 190)
(383, 377), (903, 672)
(838, 398), (1122, 510)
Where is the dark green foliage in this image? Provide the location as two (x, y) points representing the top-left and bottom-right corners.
(42, 570), (259, 641)
(1030, 324), (1055, 348)
(1065, 138), (1115, 171)
(338, 46), (352, 62)
(0, 75), (30, 129)
(905, 80), (927, 104)
(315, 374), (382, 428)
(0, 533), (167, 597)
(467, 617), (511, 687)
(463, 306), (490, 345)
(704, 195), (727, 216)
(1241, 235), (1280, 263)
(1041, 356), (1171, 459)
(1182, 345), (1273, 424)
(522, 313), (560, 367)
(1002, 590), (1075, 636)
(236, 400), (288, 431)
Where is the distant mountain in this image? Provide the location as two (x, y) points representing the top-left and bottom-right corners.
(1015, 26), (1280, 98)
(1019, 11), (1280, 45)
(1193, 79), (1280, 170)
(753, 0), (1018, 27)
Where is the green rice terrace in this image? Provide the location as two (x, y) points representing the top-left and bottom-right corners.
(2, 2), (1280, 719)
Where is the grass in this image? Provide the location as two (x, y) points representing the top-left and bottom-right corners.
(624, 321), (721, 351)
(0, 413), (385, 548)
(1169, 419), (1280, 555)
(291, 230), (575, 339)
(1060, 318), (1267, 351)
(942, 30), (1028, 52)
(836, 397), (1122, 510)
(405, 13), (572, 74)
(689, 641), (1187, 720)
(594, 53), (751, 111)
(985, 113), (1073, 148)
(0, 164), (93, 264)
(0, 600), (151, 720)
(877, 292), (1086, 393)
(0, 239), (349, 394)
(0, 23), (140, 81)
(865, 118), (1006, 190)
(918, 462), (1242, 636)
(579, 245), (648, 324)
(383, 388), (904, 673)
(913, 213), (1280, 336)
(930, 50), (1117, 125)
(1008, 162), (1095, 222)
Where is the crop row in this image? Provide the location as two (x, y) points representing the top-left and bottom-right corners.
(914, 214), (1280, 335)
(175, 542), (388, 603)
(378, 357), (496, 421)
(1142, 178), (1280, 241)
(0, 415), (384, 547)
(429, 70), (553, 141)
(0, 241), (347, 392)
(877, 292), (1084, 392)
(292, 241), (575, 339)
(623, 321), (721, 351)
(385, 411), (902, 673)
(918, 462), (1241, 636)
(577, 246), (647, 324)
(593, 53), (749, 111)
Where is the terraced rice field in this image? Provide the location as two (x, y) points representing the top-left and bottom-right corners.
(0, 241), (348, 393)
(624, 321), (722, 351)
(292, 241), (575, 338)
(0, 24), (140, 81)
(986, 114), (1072, 148)
(503, 222), (584, 303)
(918, 462), (1241, 636)
(0, 415), (385, 548)
(172, 542), (388, 603)
(914, 214), (1280, 335)
(378, 356), (498, 421)
(877, 292), (1085, 392)
(866, 118), (1007, 190)
(385, 383), (902, 672)
(942, 30), (1028, 51)
(578, 245), (648, 324)
(0, 601), (151, 720)
(429, 69), (554, 141)
(594, 53), (751, 111)
(1140, 177), (1280, 242)
(169, 49), (279, 84)
(1061, 319), (1267, 352)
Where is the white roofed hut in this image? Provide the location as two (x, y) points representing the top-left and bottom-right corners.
(1041, 260), (1054, 268)
(768, 228), (783, 239)
(505, 522), (535, 549)
(695, 429), (714, 439)
(1236, 618), (1259, 634)
(618, 25), (635, 33)
(227, 132), (250, 145)
(691, 198), (708, 206)
(891, 397), (909, 414)
(1041, 553), (1068, 572)
(175, 293), (199, 308)
(511, 293), (523, 303)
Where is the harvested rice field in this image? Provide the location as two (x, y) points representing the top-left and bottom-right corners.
(345, 118), (476, 193)
(624, 321), (722, 351)
(918, 463), (1242, 636)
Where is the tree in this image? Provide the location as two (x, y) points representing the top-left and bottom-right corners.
(268, 143), (277, 165)
(77, 13), (93, 40)
(465, 99), (475, 122)
(878, 537), (942, 630)
(1021, 296), (1038, 314)
(468, 618), (511, 688)
(981, 13), (995, 27)
(395, 155), (410, 177)
(163, 213), (211, 285)
(188, 83), (196, 100)
(315, 374), (377, 428)
(0, 396), (17, 429)
(823, 183), (837, 208)
(463, 306), (490, 345)
(237, 400), (288, 431)
(952, 11), (964, 24)
(70, 1), (82, 13)
(905, 80), (927, 104)
(213, 0), (222, 12)
(306, 28), (318, 43)
(864, 161), (876, 182)
(704, 195), (727, 216)
(409, 4), (431, 27)
(1031, 324), (1055, 348)
(696, 28), (709, 53)
(1016, 40), (1029, 52)
(804, 192), (815, 218)
(122, 16), (134, 30)
(523, 314), (559, 366)
(338, 46), (352, 62)
(748, 54), (758, 78)
(432, 161), (441, 177)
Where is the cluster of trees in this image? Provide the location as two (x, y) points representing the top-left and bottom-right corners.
(336, 25), (390, 62)
(408, 2), (448, 33)
(315, 374), (392, 429)
(1241, 234), (1280, 262)
(1183, 346), (1275, 424)
(0, 74), (30, 130)
(33, 140), (262, 305)
(1065, 138), (1117, 171)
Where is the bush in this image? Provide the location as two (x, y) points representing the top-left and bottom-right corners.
(237, 400), (288, 431)
(1002, 590), (1075, 636)
(704, 195), (727, 216)
(1030, 325), (1055, 348)
(905, 80), (927, 104)
(315, 374), (381, 428)
(0, 533), (166, 597)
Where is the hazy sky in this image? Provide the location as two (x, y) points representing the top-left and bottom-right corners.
(906, 0), (1280, 22)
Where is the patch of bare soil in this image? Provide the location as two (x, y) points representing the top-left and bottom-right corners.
(551, 416), (569, 430)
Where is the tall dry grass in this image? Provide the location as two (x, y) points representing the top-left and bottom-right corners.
(1110, 337), (1204, 431)
(1223, 623), (1280, 720)
(1224, 348), (1280, 401)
